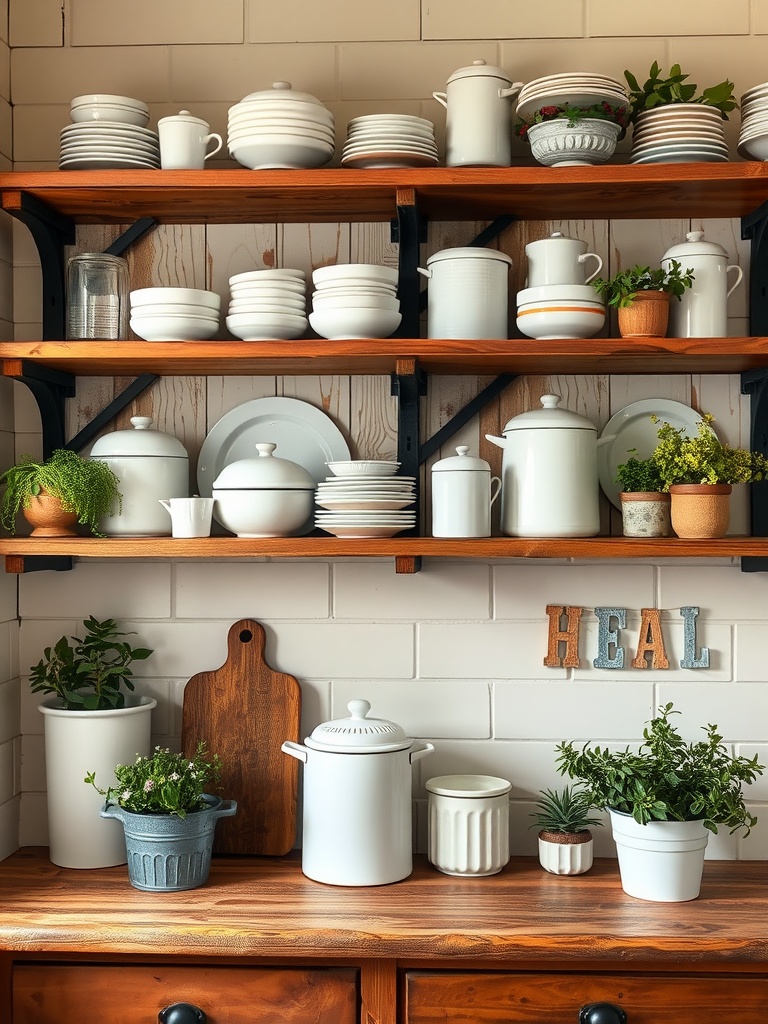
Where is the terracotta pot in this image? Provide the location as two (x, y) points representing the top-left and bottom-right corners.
(22, 490), (79, 537)
(618, 290), (671, 338)
(619, 491), (671, 538)
(537, 829), (593, 875)
(669, 483), (732, 539)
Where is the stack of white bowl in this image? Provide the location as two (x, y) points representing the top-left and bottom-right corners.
(225, 269), (308, 341)
(309, 264), (401, 340)
(314, 460), (416, 538)
(341, 114), (438, 168)
(738, 83), (768, 160)
(227, 81), (335, 170)
(630, 104), (728, 163)
(130, 287), (220, 342)
(61, 94), (160, 170)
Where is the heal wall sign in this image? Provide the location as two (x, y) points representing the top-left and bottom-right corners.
(543, 605), (709, 670)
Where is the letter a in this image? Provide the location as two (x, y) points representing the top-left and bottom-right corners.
(631, 608), (670, 669)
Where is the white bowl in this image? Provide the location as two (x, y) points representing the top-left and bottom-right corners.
(527, 118), (621, 167)
(228, 299), (307, 315)
(130, 314), (220, 341)
(517, 284), (605, 305)
(326, 460), (400, 477)
(228, 288), (306, 304)
(229, 138), (334, 170)
(312, 293), (400, 311)
(130, 301), (220, 318)
(516, 303), (605, 340)
(70, 94), (149, 126)
(229, 269), (305, 285)
(309, 307), (402, 340)
(312, 264), (399, 287)
(130, 287), (221, 310)
(228, 125), (335, 144)
(230, 281), (306, 297)
(229, 100), (334, 125)
(212, 487), (315, 537)
(225, 312), (307, 341)
(738, 134), (768, 160)
(312, 282), (397, 296)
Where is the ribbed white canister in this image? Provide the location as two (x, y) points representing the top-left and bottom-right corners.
(426, 774), (511, 877)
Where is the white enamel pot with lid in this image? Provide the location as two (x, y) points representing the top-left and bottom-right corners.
(417, 247), (513, 339)
(661, 230), (744, 338)
(485, 395), (605, 537)
(431, 446), (501, 538)
(433, 60), (523, 166)
(89, 415), (189, 536)
(282, 699), (435, 886)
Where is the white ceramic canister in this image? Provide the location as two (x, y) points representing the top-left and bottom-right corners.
(418, 247), (513, 339)
(89, 416), (189, 536)
(661, 230), (744, 338)
(282, 699), (434, 886)
(485, 394), (601, 538)
(433, 60), (523, 167)
(431, 446), (501, 538)
(427, 774), (511, 877)
(524, 231), (603, 287)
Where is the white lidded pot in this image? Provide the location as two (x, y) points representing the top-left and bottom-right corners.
(485, 395), (602, 537)
(525, 231), (603, 287)
(661, 230), (744, 338)
(433, 60), (523, 167)
(89, 415), (189, 536)
(418, 247), (513, 339)
(282, 699), (434, 886)
(431, 446), (501, 538)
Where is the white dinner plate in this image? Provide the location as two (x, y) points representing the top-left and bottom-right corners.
(315, 523), (414, 538)
(315, 499), (415, 510)
(597, 399), (707, 509)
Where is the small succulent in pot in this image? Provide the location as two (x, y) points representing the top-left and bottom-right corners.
(531, 783), (602, 875)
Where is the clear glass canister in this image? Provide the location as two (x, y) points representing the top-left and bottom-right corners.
(66, 252), (129, 340)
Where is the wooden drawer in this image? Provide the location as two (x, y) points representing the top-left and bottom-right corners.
(13, 963), (358, 1024)
(404, 970), (768, 1024)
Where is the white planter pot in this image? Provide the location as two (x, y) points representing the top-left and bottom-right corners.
(609, 809), (709, 903)
(427, 774), (511, 877)
(39, 695), (157, 868)
(538, 830), (593, 875)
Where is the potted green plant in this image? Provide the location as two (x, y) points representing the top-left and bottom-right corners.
(530, 784), (602, 876)
(32, 616), (156, 870)
(650, 414), (768, 538)
(592, 261), (694, 338)
(623, 62), (737, 127)
(88, 743), (237, 891)
(0, 448), (121, 537)
(614, 452), (670, 538)
(514, 101), (629, 167)
(555, 702), (764, 901)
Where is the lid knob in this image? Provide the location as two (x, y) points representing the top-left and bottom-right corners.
(686, 230), (705, 242)
(272, 81), (292, 91)
(255, 442), (278, 457)
(550, 231), (564, 238)
(179, 109), (191, 116)
(472, 59), (487, 66)
(347, 699), (371, 720)
(540, 395), (561, 409)
(456, 445), (470, 456)
(130, 416), (154, 430)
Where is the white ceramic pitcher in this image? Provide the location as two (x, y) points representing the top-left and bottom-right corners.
(661, 231), (744, 338)
(433, 60), (523, 167)
(525, 231), (603, 287)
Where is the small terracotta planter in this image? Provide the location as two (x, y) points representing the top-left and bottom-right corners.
(538, 829), (593, 875)
(619, 491), (671, 538)
(669, 483), (732, 539)
(618, 290), (671, 338)
(22, 490), (79, 537)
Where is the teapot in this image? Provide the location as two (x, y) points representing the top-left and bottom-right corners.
(433, 60), (523, 167)
(661, 231), (744, 338)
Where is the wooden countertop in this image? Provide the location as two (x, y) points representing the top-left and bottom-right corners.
(2, 849), (768, 964)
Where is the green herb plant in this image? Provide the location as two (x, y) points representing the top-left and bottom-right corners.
(30, 616), (153, 711)
(0, 448), (121, 537)
(650, 414), (768, 488)
(514, 100), (629, 141)
(86, 742), (222, 818)
(624, 62), (737, 125)
(555, 703), (764, 835)
(615, 452), (664, 493)
(592, 261), (694, 309)
(530, 784), (602, 834)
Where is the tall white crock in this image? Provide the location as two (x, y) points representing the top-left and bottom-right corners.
(485, 394), (601, 537)
(661, 230), (744, 338)
(525, 231), (604, 287)
(609, 809), (709, 903)
(418, 247), (513, 339)
(282, 699), (434, 886)
(39, 694), (156, 868)
(431, 446), (501, 538)
(432, 60), (523, 166)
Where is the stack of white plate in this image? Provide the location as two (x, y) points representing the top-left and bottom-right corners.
(314, 460), (416, 537)
(341, 114), (438, 169)
(227, 81), (335, 169)
(309, 264), (401, 340)
(61, 93), (159, 169)
(738, 83), (768, 160)
(630, 104), (729, 163)
(516, 72), (630, 122)
(129, 287), (220, 342)
(225, 269), (308, 341)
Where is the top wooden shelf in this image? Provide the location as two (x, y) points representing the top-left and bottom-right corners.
(3, 164), (768, 225)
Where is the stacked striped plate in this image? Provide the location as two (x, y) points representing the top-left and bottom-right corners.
(630, 104), (729, 163)
(314, 462), (416, 537)
(60, 121), (160, 169)
(341, 114), (438, 169)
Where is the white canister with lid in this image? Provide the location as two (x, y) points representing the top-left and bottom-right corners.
(431, 446), (501, 538)
(661, 230), (744, 338)
(485, 394), (601, 537)
(418, 247), (513, 339)
(282, 699), (434, 886)
(89, 416), (189, 536)
(427, 774), (511, 877)
(432, 60), (523, 167)
(525, 231), (604, 287)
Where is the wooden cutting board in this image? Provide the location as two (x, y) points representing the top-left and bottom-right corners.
(181, 618), (301, 856)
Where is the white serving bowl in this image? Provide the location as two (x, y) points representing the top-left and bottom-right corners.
(229, 137), (334, 170)
(213, 488), (315, 537)
(228, 299), (307, 315)
(130, 301), (220, 318)
(326, 460), (400, 477)
(130, 314), (220, 341)
(228, 120), (335, 142)
(229, 268), (305, 285)
(130, 287), (221, 310)
(70, 93), (149, 126)
(516, 302), (605, 340)
(312, 293), (400, 311)
(225, 312), (307, 341)
(230, 281), (306, 297)
(312, 264), (399, 288)
(309, 307), (402, 340)
(738, 133), (768, 160)
(517, 284), (605, 305)
(228, 125), (335, 145)
(228, 288), (306, 304)
(528, 118), (621, 167)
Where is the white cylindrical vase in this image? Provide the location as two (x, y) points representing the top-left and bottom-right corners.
(427, 774), (511, 877)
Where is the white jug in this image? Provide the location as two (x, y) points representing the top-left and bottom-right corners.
(417, 247), (513, 339)
(525, 231), (603, 287)
(431, 446), (501, 538)
(661, 231), (744, 338)
(433, 60), (523, 167)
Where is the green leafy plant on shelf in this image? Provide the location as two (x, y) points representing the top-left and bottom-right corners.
(0, 448), (121, 536)
(650, 414), (768, 488)
(514, 100), (629, 141)
(624, 62), (737, 125)
(530, 784), (602, 835)
(615, 452), (664, 493)
(555, 702), (764, 835)
(29, 615), (153, 711)
(86, 741), (222, 818)
(592, 261), (694, 308)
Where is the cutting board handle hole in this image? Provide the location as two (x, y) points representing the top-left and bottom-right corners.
(239, 628), (254, 644)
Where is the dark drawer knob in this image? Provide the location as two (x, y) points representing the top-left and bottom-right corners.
(158, 1003), (207, 1024)
(580, 1003), (628, 1024)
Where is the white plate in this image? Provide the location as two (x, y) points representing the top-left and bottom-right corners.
(197, 397), (351, 529)
(315, 523), (414, 538)
(629, 151), (729, 164)
(315, 500), (415, 511)
(597, 399), (706, 509)
(59, 155), (160, 169)
(341, 153), (439, 169)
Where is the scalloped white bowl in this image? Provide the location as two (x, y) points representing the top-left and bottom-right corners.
(309, 307), (401, 340)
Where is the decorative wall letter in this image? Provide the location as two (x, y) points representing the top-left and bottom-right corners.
(631, 608), (670, 670)
(593, 607), (626, 669)
(679, 605), (709, 669)
(544, 605), (583, 668)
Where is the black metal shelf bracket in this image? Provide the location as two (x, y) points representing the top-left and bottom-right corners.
(741, 368), (768, 572)
(393, 188), (423, 338)
(13, 360), (76, 458)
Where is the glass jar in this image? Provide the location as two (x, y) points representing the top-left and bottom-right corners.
(66, 252), (129, 340)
